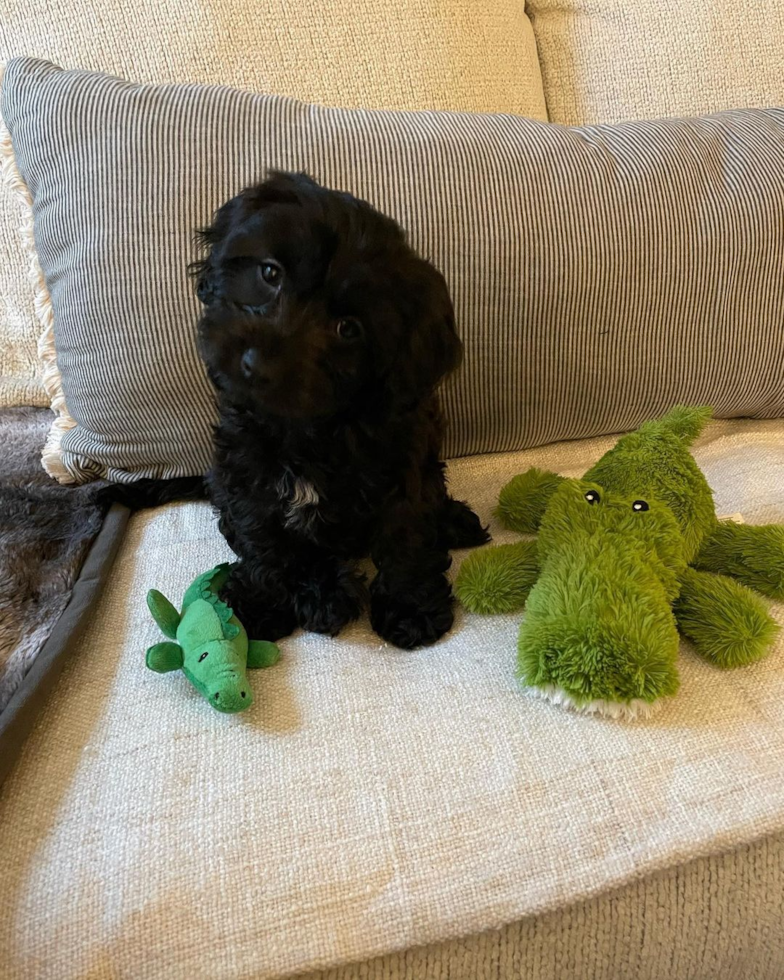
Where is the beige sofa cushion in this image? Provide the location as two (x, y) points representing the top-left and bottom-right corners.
(529, 0), (784, 124)
(0, 1), (546, 408)
(1, 419), (782, 978)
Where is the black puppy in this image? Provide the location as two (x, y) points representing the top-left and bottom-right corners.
(193, 172), (488, 649)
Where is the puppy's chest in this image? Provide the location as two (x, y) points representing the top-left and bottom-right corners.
(276, 468), (322, 533)
(275, 465), (380, 546)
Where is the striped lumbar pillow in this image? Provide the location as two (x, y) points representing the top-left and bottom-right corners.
(2, 56), (783, 483)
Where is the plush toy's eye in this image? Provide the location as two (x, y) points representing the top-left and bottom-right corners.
(584, 490), (600, 505)
(198, 651), (209, 661)
(632, 500), (650, 512)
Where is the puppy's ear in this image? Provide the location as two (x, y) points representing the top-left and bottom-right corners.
(190, 257), (216, 306)
(189, 172), (315, 304)
(189, 195), (245, 304)
(388, 261), (463, 405)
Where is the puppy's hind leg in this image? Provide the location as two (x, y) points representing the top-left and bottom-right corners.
(439, 497), (490, 550)
(421, 456), (489, 550)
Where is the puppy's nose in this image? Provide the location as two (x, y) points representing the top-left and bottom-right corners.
(240, 347), (269, 382)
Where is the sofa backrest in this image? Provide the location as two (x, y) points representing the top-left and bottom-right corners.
(0, 0), (547, 410)
(528, 0), (784, 124)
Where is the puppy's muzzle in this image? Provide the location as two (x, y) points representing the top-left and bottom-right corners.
(240, 347), (271, 384)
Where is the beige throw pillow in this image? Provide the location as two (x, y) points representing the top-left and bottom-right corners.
(4, 58), (783, 483)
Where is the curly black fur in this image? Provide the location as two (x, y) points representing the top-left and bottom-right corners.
(193, 172), (489, 649)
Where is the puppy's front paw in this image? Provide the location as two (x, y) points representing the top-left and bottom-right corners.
(247, 607), (298, 642)
(370, 580), (454, 649)
(221, 583), (297, 642)
(296, 569), (366, 637)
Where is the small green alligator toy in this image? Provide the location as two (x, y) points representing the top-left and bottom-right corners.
(456, 406), (784, 718)
(145, 563), (280, 713)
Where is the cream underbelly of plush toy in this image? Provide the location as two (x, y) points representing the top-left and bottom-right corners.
(456, 406), (784, 720)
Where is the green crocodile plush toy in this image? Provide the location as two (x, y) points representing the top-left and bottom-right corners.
(456, 406), (784, 718)
(145, 563), (280, 713)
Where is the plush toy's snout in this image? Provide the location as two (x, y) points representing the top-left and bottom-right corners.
(207, 670), (253, 713)
(518, 544), (681, 715)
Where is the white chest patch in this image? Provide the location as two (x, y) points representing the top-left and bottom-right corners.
(278, 472), (321, 531)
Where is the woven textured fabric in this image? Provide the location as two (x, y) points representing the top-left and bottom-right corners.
(0, 1), (547, 410)
(307, 833), (784, 979)
(1, 420), (783, 978)
(4, 58), (784, 481)
(529, 0), (784, 126)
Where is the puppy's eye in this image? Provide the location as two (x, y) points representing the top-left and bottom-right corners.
(258, 261), (282, 286)
(336, 318), (363, 341)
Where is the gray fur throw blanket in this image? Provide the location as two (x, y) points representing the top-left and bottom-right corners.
(0, 408), (109, 712)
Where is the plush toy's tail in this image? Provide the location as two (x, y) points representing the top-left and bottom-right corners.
(642, 405), (712, 446)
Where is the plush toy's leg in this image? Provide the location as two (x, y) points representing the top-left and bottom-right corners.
(247, 640), (281, 669)
(496, 469), (565, 534)
(694, 522), (784, 601)
(674, 567), (780, 668)
(146, 642), (184, 673)
(455, 540), (540, 614)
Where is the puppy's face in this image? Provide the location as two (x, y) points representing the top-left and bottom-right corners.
(194, 172), (461, 421)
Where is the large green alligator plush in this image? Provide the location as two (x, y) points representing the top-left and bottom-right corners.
(145, 563), (280, 713)
(456, 407), (784, 718)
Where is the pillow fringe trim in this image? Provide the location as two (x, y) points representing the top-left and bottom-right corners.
(0, 62), (77, 484)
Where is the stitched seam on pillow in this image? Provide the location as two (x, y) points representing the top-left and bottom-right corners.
(0, 61), (77, 484)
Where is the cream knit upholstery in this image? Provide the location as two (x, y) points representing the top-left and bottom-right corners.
(307, 833), (784, 980)
(528, 0), (784, 125)
(1, 419), (782, 978)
